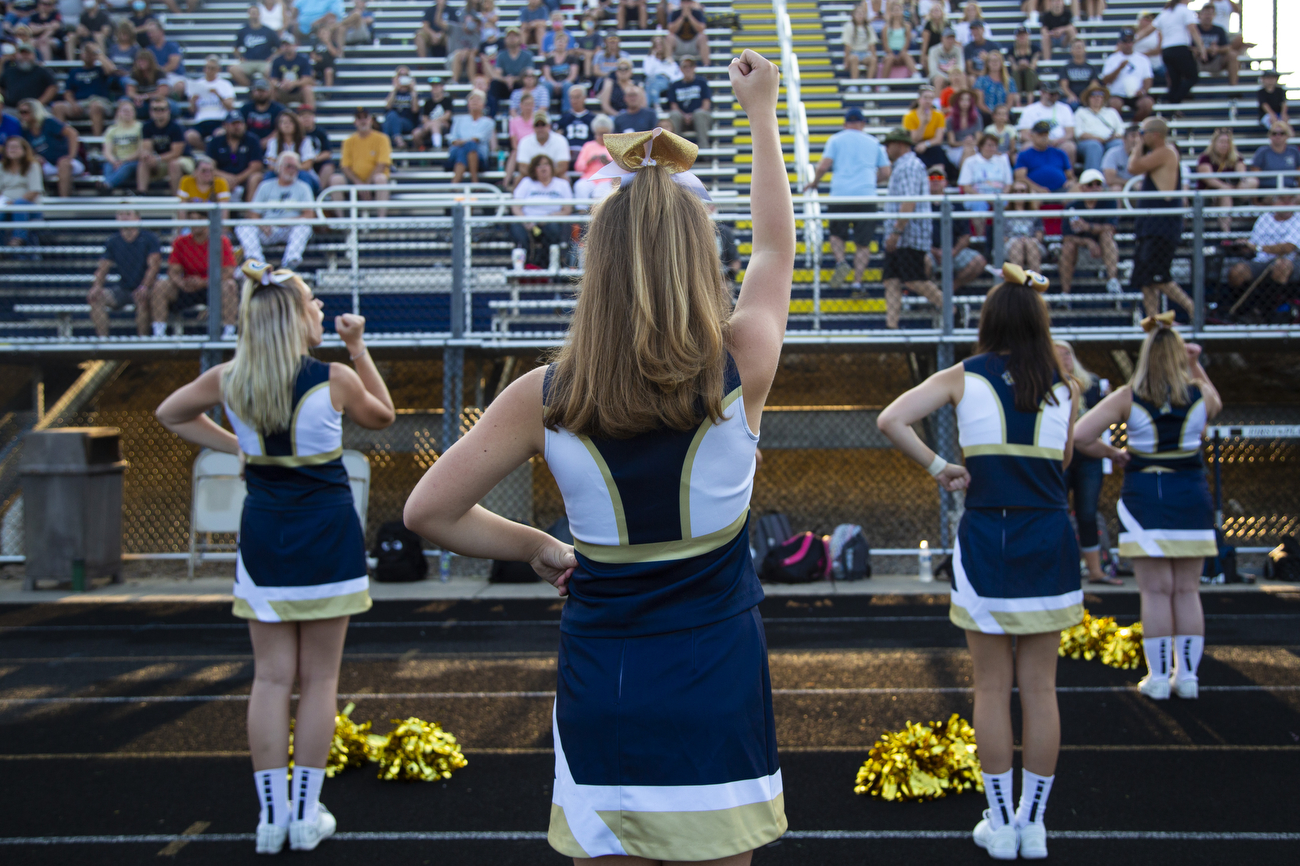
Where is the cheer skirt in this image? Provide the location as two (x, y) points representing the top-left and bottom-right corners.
(950, 507), (1084, 635)
(232, 500), (372, 623)
(549, 606), (786, 860)
(1118, 469), (1217, 559)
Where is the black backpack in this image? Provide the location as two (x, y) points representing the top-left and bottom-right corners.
(372, 521), (428, 583)
(1265, 535), (1300, 581)
(489, 518), (574, 583)
(829, 524), (871, 580)
(760, 531), (831, 583)
(753, 513), (794, 567)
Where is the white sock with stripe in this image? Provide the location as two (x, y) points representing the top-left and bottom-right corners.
(254, 768), (290, 828)
(1015, 770), (1054, 827)
(291, 765), (326, 824)
(1174, 635), (1204, 680)
(981, 769), (1015, 828)
(1142, 636), (1171, 681)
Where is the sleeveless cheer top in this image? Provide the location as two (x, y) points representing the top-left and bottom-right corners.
(1124, 384), (1206, 472)
(957, 353), (1074, 510)
(225, 356), (352, 509)
(543, 355), (764, 639)
(1135, 171), (1183, 240)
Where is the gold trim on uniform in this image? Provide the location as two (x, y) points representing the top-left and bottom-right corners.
(962, 443), (1065, 461)
(245, 447), (345, 467)
(575, 510), (750, 564)
(1118, 539), (1218, 559)
(949, 602), (1084, 634)
(232, 589), (372, 621)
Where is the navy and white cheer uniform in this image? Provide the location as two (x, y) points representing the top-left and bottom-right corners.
(542, 356), (785, 861)
(1117, 385), (1217, 559)
(225, 356), (371, 622)
(950, 353), (1084, 635)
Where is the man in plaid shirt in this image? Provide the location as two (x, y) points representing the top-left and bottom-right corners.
(1228, 193), (1300, 289)
(881, 127), (942, 329)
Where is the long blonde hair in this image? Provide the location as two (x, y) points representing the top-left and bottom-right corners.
(545, 164), (731, 439)
(1053, 339), (1094, 393)
(1131, 327), (1192, 407)
(221, 274), (311, 434)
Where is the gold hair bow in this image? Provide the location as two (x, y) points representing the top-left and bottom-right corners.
(591, 127), (711, 200)
(1140, 310), (1177, 333)
(1002, 262), (1050, 292)
(241, 259), (297, 289)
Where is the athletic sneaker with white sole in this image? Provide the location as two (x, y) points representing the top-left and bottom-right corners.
(973, 811), (1019, 860)
(830, 261), (852, 288)
(255, 822), (287, 855)
(289, 803), (336, 851)
(1018, 821), (1048, 859)
(1138, 674), (1171, 700)
(1171, 672), (1199, 699)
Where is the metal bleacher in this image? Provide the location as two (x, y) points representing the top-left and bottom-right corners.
(0, 0), (746, 340)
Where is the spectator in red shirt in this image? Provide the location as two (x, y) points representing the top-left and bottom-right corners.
(149, 223), (239, 339)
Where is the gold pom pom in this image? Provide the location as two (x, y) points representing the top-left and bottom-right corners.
(327, 702), (374, 778)
(853, 713), (983, 801)
(369, 717), (469, 782)
(1059, 609), (1144, 669)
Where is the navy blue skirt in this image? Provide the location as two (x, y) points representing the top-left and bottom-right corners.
(1118, 469), (1217, 559)
(950, 507), (1084, 635)
(548, 606), (786, 860)
(232, 501), (371, 623)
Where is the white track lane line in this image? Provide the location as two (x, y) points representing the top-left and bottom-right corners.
(3, 684), (1299, 705)
(2, 830), (1299, 845)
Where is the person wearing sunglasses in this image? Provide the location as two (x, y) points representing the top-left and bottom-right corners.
(1249, 122), (1300, 193)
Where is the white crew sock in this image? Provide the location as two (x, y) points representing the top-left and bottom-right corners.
(292, 765), (326, 824)
(151, 321), (166, 337)
(1142, 636), (1171, 680)
(253, 768), (290, 828)
(1174, 635), (1204, 680)
(1015, 770), (1055, 827)
(981, 769), (1015, 828)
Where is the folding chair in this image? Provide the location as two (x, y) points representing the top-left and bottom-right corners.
(188, 449), (246, 578)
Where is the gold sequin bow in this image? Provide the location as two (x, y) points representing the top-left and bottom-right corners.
(1001, 262), (1050, 292)
(241, 259), (298, 289)
(1140, 310), (1177, 332)
(590, 127), (712, 200)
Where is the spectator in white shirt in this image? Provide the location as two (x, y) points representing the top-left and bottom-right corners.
(510, 153), (573, 255)
(642, 34), (682, 110)
(1016, 81), (1076, 162)
(958, 132), (1013, 235)
(1228, 194), (1300, 290)
(512, 110), (569, 188)
(1101, 28), (1155, 122)
(235, 151), (314, 271)
(1073, 84), (1124, 172)
(184, 55), (236, 150)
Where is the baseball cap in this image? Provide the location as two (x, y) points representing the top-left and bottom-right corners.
(1031, 120), (1053, 134)
(927, 165), (948, 178)
(942, 26), (956, 37)
(1262, 68), (1280, 79)
(971, 19), (985, 29)
(1118, 27), (1135, 42)
(1079, 168), (1106, 186)
(429, 75), (444, 84)
(533, 110), (550, 126)
(1041, 80), (1061, 94)
(1015, 25), (1029, 34)
(882, 127), (913, 144)
(225, 109), (244, 122)
(355, 106), (371, 119)
(845, 107), (865, 123)
(251, 78), (270, 90)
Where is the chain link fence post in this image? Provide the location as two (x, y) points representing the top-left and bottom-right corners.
(202, 205), (223, 373)
(935, 196), (956, 550)
(1192, 191), (1206, 332)
(443, 203), (467, 457)
(991, 194), (1005, 270)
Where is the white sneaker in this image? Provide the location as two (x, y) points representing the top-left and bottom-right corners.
(1106, 277), (1122, 294)
(1019, 821), (1048, 859)
(1138, 674), (1171, 700)
(289, 803), (336, 852)
(973, 811), (1019, 860)
(1171, 672), (1199, 699)
(255, 822), (287, 855)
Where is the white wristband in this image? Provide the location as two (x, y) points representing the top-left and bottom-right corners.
(926, 454), (948, 477)
(349, 345), (367, 361)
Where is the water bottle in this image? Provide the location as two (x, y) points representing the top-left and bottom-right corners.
(548, 244), (561, 272)
(918, 540), (933, 582)
(511, 247), (526, 270)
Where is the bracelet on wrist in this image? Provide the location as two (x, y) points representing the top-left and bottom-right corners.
(349, 345), (367, 361)
(926, 454), (948, 478)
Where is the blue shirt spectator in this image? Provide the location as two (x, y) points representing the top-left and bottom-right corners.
(208, 128), (265, 174)
(67, 63), (117, 101)
(665, 76), (711, 114)
(24, 116), (72, 163)
(613, 106), (657, 133)
(974, 73), (1017, 110)
(296, 0), (345, 35)
(147, 38), (185, 76)
(1015, 139), (1072, 192)
(235, 24), (281, 62)
(0, 113), (22, 146)
(821, 123), (890, 197)
(448, 112), (496, 159)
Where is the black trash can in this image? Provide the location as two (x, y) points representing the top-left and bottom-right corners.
(19, 428), (126, 590)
